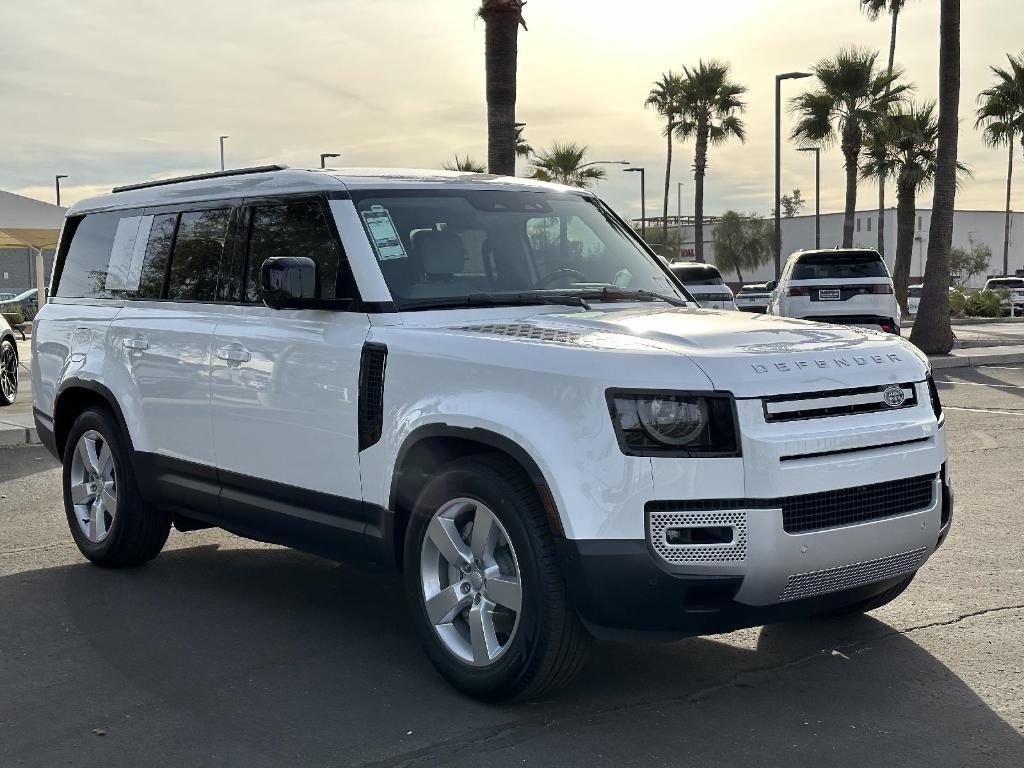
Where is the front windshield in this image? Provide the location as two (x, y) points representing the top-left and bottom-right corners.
(352, 189), (686, 306)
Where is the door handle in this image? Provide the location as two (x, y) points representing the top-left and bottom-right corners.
(216, 346), (251, 363)
(122, 336), (149, 351)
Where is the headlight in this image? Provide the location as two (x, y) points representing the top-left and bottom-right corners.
(608, 391), (740, 457)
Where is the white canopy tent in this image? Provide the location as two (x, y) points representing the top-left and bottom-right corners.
(0, 190), (67, 307)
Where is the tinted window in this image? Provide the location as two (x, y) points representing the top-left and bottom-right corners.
(55, 212), (121, 298)
(670, 266), (724, 286)
(132, 214), (176, 299)
(986, 278), (1024, 289)
(792, 252), (888, 280)
(909, 286), (923, 298)
(245, 202), (346, 303)
(167, 209), (230, 301)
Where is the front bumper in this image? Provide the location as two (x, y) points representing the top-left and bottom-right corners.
(559, 468), (953, 637)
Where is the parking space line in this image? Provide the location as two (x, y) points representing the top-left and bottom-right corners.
(935, 380), (1024, 389)
(945, 406), (1024, 417)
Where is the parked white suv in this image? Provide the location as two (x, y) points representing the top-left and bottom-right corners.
(983, 276), (1024, 316)
(767, 249), (900, 334)
(668, 262), (738, 310)
(33, 167), (952, 700)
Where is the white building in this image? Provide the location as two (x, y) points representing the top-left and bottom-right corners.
(670, 208), (1022, 288)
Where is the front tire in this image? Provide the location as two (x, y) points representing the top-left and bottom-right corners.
(62, 407), (171, 567)
(404, 455), (590, 701)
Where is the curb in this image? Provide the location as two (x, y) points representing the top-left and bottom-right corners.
(0, 425), (40, 447)
(928, 350), (1024, 370)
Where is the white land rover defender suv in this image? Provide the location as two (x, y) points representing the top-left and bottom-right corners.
(33, 167), (952, 701)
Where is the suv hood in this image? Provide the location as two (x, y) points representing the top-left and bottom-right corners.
(441, 305), (928, 397)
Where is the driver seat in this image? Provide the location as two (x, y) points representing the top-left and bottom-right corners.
(405, 230), (483, 298)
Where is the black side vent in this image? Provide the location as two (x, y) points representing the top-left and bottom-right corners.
(927, 374), (944, 426)
(358, 344), (387, 451)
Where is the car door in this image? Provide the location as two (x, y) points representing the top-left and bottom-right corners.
(109, 204), (232, 497)
(209, 196), (371, 557)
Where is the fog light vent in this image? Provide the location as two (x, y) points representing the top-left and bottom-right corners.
(648, 510), (747, 564)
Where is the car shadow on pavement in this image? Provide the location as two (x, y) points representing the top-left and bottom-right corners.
(1, 544), (1021, 767)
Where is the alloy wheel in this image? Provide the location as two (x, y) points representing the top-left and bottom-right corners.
(0, 344), (16, 401)
(420, 497), (523, 667)
(69, 430), (118, 543)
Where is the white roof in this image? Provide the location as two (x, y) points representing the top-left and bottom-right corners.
(70, 167), (586, 215)
(0, 190), (67, 249)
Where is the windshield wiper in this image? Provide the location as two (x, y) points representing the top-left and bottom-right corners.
(400, 292), (592, 311)
(575, 287), (689, 307)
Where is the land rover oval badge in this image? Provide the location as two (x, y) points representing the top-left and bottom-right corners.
(883, 385), (906, 407)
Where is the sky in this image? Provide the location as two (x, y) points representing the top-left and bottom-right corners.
(2, 0), (1022, 220)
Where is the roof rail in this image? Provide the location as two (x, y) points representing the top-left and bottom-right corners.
(111, 165), (289, 194)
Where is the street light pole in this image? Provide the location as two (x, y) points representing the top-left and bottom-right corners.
(798, 147), (821, 249)
(320, 153), (341, 168)
(55, 175), (68, 207)
(219, 135), (230, 171)
(577, 160), (631, 170)
(775, 71), (813, 278)
(624, 167), (646, 239)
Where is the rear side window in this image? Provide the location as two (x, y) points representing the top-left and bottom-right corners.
(986, 278), (1024, 289)
(166, 209), (230, 301)
(671, 267), (724, 286)
(54, 213), (121, 298)
(132, 214), (176, 299)
(244, 202), (348, 303)
(792, 252), (888, 280)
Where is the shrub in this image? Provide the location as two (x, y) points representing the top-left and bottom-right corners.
(948, 289), (967, 317)
(964, 289), (1005, 317)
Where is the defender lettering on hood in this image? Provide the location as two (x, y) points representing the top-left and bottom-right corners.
(751, 353), (904, 374)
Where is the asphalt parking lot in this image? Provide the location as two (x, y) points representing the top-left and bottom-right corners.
(1, 368), (1022, 767)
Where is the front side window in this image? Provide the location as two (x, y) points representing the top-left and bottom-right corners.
(352, 190), (684, 306)
(792, 252), (888, 280)
(244, 202), (349, 303)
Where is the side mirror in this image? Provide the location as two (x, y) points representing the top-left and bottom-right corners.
(260, 257), (318, 310)
(765, 279), (778, 291)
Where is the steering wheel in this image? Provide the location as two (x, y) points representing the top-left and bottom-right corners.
(535, 268), (586, 289)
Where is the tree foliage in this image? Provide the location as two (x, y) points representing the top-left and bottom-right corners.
(529, 142), (606, 187)
(780, 189), (805, 217)
(443, 155), (488, 173)
(712, 211), (772, 282)
(950, 243), (992, 287)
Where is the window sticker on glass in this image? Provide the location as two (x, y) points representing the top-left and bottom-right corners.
(361, 206), (407, 260)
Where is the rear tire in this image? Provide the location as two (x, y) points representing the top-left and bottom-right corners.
(62, 407), (171, 567)
(825, 573), (916, 617)
(403, 455), (591, 701)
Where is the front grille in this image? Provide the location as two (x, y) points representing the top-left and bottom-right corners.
(648, 510), (748, 564)
(647, 473), (936, 534)
(763, 382), (918, 422)
(781, 474), (935, 533)
(778, 547), (926, 601)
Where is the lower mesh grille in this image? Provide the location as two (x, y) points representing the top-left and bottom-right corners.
(648, 510), (747, 564)
(781, 474), (934, 533)
(778, 548), (926, 601)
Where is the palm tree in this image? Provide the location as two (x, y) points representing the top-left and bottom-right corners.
(675, 61), (747, 262)
(478, 0), (527, 176)
(910, 0), (960, 354)
(514, 124), (533, 159)
(861, 1), (911, 255)
(645, 72), (685, 246)
(791, 47), (908, 248)
(443, 155), (488, 173)
(862, 102), (969, 316)
(975, 52), (1024, 277)
(530, 142), (607, 188)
